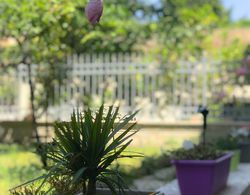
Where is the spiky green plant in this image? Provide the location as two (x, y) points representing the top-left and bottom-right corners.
(16, 105), (140, 195)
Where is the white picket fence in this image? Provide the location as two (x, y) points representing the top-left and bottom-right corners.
(1, 54), (249, 122)
(0, 68), (20, 120)
(50, 53), (162, 120)
(172, 58), (250, 120)
(172, 58), (218, 116)
(0, 53), (163, 121)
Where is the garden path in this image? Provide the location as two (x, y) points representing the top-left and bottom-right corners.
(133, 167), (175, 191)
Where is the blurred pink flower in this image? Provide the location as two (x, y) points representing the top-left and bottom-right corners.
(85, 0), (103, 25)
(236, 66), (249, 77)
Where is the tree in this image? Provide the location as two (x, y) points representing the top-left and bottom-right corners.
(138, 0), (229, 60)
(0, 0), (151, 166)
(0, 0), (230, 125)
(0, 0), (153, 123)
(0, 0), (78, 167)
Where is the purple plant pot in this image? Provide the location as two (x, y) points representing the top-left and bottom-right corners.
(172, 153), (232, 195)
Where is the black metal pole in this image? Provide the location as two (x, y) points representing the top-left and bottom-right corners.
(198, 106), (209, 146)
(203, 114), (207, 146)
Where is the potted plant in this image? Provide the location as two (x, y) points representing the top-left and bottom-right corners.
(231, 127), (250, 162)
(171, 106), (232, 195)
(10, 105), (150, 195)
(216, 135), (241, 171)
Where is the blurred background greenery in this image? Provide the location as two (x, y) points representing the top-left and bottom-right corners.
(1, 0), (250, 194)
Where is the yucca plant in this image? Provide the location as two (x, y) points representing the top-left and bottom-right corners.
(28, 105), (140, 195)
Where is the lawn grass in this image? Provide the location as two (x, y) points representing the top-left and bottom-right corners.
(0, 144), (44, 195)
(0, 130), (199, 194)
(119, 131), (199, 170)
(0, 145), (166, 194)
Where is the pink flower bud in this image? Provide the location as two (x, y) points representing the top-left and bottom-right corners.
(85, 0), (103, 25)
(236, 66), (249, 77)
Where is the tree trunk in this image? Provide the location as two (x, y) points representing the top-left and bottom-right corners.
(27, 63), (47, 167)
(87, 178), (96, 195)
(27, 63), (40, 143)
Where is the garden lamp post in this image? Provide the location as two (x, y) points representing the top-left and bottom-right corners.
(198, 105), (209, 146)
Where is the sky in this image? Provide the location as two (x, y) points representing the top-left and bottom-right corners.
(145, 0), (250, 21)
(222, 0), (250, 21)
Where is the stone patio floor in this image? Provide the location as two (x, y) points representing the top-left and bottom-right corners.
(133, 164), (250, 195)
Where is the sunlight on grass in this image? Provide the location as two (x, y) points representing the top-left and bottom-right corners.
(0, 130), (199, 194)
(0, 144), (43, 195)
(117, 133), (199, 171)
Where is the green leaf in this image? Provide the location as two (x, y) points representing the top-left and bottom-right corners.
(22, 105), (139, 194)
(72, 167), (87, 184)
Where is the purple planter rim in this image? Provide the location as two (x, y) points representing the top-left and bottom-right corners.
(171, 152), (233, 165)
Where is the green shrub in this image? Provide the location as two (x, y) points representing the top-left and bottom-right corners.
(171, 144), (223, 160)
(216, 135), (239, 151)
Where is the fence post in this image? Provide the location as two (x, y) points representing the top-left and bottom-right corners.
(17, 65), (30, 120)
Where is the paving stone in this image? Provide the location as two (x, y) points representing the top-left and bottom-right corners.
(153, 167), (175, 181)
(133, 167), (176, 191)
(133, 175), (166, 191)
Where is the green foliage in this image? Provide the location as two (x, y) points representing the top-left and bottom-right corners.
(0, 0), (149, 58)
(0, 0), (152, 116)
(117, 152), (174, 186)
(0, 0), (73, 64)
(149, 0), (229, 60)
(0, 144), (43, 195)
(76, 1), (150, 53)
(0, 69), (16, 100)
(0, 0), (230, 61)
(10, 184), (47, 195)
(0, 0), (231, 108)
(171, 144), (223, 160)
(48, 175), (82, 194)
(216, 135), (239, 151)
(134, 152), (172, 176)
(20, 105), (140, 194)
(229, 19), (250, 28)
(11, 175), (82, 195)
(0, 0), (76, 119)
(208, 29), (246, 61)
